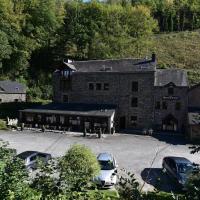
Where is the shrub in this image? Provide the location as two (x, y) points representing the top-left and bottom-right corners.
(0, 119), (7, 130)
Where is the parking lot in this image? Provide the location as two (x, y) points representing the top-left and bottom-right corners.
(0, 130), (199, 192)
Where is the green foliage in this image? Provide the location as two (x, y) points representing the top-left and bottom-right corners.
(0, 0), (199, 100)
(144, 191), (185, 200)
(64, 1), (157, 59)
(59, 144), (100, 192)
(0, 140), (41, 200)
(31, 144), (102, 199)
(117, 169), (143, 200)
(146, 30), (200, 85)
(0, 119), (8, 130)
(184, 171), (200, 200)
(117, 168), (186, 200)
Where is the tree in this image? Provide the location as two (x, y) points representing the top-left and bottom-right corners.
(185, 171), (200, 200)
(59, 144), (100, 192)
(0, 140), (41, 200)
(31, 144), (101, 199)
(63, 1), (157, 59)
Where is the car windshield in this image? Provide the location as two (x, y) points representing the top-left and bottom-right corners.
(177, 163), (194, 174)
(99, 160), (114, 170)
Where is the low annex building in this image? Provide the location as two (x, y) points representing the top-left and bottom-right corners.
(20, 54), (191, 134)
(0, 80), (26, 103)
(20, 103), (115, 134)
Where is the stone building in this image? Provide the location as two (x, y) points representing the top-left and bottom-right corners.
(154, 70), (188, 132)
(20, 54), (189, 134)
(0, 80), (26, 103)
(188, 83), (200, 140)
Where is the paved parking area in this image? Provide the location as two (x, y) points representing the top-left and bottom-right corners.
(0, 130), (199, 192)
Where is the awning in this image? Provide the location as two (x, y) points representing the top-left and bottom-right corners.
(20, 103), (116, 118)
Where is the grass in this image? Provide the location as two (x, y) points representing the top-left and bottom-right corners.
(151, 30), (200, 85)
(88, 189), (119, 199)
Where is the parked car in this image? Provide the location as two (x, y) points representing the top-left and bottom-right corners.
(162, 156), (198, 187)
(17, 151), (52, 172)
(94, 153), (118, 188)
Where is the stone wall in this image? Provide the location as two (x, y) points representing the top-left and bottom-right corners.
(54, 71), (155, 129)
(154, 86), (188, 131)
(0, 93), (26, 103)
(188, 84), (200, 108)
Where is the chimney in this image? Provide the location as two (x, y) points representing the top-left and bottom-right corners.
(152, 53), (156, 62)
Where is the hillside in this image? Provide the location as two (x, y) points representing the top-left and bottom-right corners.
(153, 31), (200, 85)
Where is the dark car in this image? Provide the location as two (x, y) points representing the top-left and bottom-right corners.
(162, 156), (198, 187)
(17, 151), (52, 172)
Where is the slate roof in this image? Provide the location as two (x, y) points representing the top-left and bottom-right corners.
(0, 80), (26, 94)
(20, 103), (116, 117)
(60, 58), (156, 73)
(154, 69), (188, 87)
(189, 82), (200, 90)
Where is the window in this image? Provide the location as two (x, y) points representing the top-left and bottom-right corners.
(63, 95), (68, 103)
(30, 155), (37, 162)
(89, 83), (94, 90)
(96, 83), (102, 90)
(131, 116), (137, 121)
(104, 83), (109, 90)
(168, 87), (174, 95)
(131, 97), (138, 107)
(132, 81), (138, 92)
(162, 101), (167, 110)
(175, 102), (181, 110)
(130, 116), (137, 127)
(0, 99), (2, 102)
(14, 99), (19, 102)
(155, 101), (160, 110)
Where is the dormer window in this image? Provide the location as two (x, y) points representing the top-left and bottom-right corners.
(168, 87), (174, 95)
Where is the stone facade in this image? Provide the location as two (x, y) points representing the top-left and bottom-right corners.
(188, 83), (200, 108)
(0, 93), (26, 103)
(53, 57), (189, 132)
(154, 85), (188, 131)
(188, 83), (200, 140)
(54, 72), (155, 129)
(0, 80), (26, 103)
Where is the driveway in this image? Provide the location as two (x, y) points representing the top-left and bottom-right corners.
(0, 130), (199, 192)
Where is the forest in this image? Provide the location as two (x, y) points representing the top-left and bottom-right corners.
(0, 0), (200, 101)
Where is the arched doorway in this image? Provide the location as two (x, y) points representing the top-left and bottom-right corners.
(162, 114), (178, 132)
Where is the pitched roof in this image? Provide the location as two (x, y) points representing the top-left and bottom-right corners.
(189, 82), (200, 90)
(0, 80), (26, 94)
(154, 69), (188, 87)
(61, 58), (156, 73)
(20, 103), (116, 117)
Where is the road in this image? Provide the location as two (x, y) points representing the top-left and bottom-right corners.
(0, 130), (199, 192)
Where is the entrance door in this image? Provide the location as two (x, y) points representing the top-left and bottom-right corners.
(120, 116), (126, 129)
(162, 114), (178, 132)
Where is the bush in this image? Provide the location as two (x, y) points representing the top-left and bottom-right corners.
(59, 144), (100, 192)
(144, 192), (185, 200)
(0, 119), (7, 130)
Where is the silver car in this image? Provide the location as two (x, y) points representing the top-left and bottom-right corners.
(95, 153), (118, 188)
(162, 156), (197, 187)
(17, 151), (52, 172)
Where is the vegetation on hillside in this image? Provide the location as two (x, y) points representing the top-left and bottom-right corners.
(0, 0), (200, 100)
(152, 31), (200, 85)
